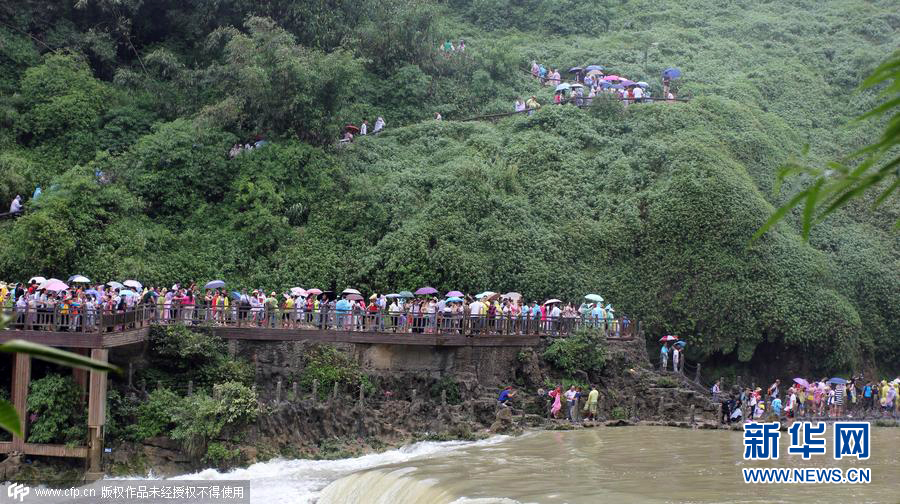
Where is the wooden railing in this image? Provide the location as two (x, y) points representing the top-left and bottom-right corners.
(2, 305), (637, 339)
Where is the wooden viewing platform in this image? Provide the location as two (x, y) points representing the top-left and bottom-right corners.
(0, 305), (635, 474)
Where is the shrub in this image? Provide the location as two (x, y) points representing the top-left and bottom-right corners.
(429, 376), (462, 405)
(298, 345), (370, 400)
(26, 374), (86, 444)
(542, 328), (606, 375)
(170, 382), (257, 460)
(204, 441), (240, 469)
(610, 406), (628, 420)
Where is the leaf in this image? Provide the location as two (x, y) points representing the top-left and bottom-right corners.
(0, 340), (122, 374)
(0, 400), (22, 438)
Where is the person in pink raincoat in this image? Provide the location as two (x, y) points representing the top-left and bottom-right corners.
(548, 386), (562, 418)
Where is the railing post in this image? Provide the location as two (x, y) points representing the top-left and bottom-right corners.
(275, 379), (282, 403)
(312, 379), (318, 402)
(292, 381), (298, 401)
(330, 382), (338, 405)
(187, 380), (193, 396)
(694, 363), (701, 384)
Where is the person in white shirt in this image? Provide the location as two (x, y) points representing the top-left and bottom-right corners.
(633, 85), (644, 103)
(564, 386), (578, 422)
(373, 116), (385, 133)
(549, 304), (561, 335)
(360, 120), (368, 135)
(9, 195), (22, 214)
(514, 99), (526, 112)
(469, 300), (484, 333)
(672, 346), (680, 373)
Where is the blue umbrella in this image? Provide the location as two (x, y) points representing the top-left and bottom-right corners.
(662, 67), (682, 79)
(446, 296), (464, 303)
(555, 83), (570, 92)
(84, 289), (101, 299)
(230, 291), (241, 300)
(119, 290), (136, 297)
(205, 280), (226, 289)
(827, 377), (848, 385)
(585, 65), (604, 71)
(398, 291), (415, 298)
(674, 340), (687, 348)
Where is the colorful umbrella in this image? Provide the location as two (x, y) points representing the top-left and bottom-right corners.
(290, 287), (307, 297)
(601, 75), (622, 81)
(230, 291), (241, 300)
(674, 340), (687, 348)
(445, 290), (464, 298)
(659, 335), (678, 342)
(85, 289), (102, 299)
(475, 291), (496, 299)
(415, 286), (438, 295)
(205, 280), (226, 289)
(306, 288), (323, 295)
(446, 296), (464, 303)
(793, 378), (810, 388)
(39, 279), (68, 291)
(345, 293), (364, 301)
(585, 294), (604, 302)
(345, 124), (360, 133)
(827, 377), (848, 385)
(586, 69), (605, 77)
(585, 65), (604, 71)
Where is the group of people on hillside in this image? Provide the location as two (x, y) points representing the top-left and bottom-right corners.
(715, 375), (900, 424)
(440, 38), (466, 54)
(341, 117), (385, 143)
(228, 136), (268, 158)
(528, 60), (677, 109)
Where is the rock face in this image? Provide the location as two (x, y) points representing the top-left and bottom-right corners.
(103, 331), (720, 476)
(0, 451), (23, 481)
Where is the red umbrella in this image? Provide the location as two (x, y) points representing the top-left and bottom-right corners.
(345, 124), (360, 133)
(659, 335), (678, 342)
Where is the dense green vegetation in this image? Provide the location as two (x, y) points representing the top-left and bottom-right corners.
(1, 0), (897, 374)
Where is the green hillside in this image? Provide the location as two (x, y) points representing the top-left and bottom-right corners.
(0, 0), (897, 373)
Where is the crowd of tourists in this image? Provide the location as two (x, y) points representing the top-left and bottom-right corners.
(228, 136), (268, 158)
(497, 384), (602, 424)
(716, 376), (900, 423)
(341, 116), (386, 143)
(0, 277), (629, 337)
(523, 62), (681, 110)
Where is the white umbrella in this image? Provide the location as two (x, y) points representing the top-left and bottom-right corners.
(475, 291), (496, 299)
(107, 281), (125, 289)
(69, 275), (91, 283)
(544, 299), (562, 305)
(123, 280), (143, 290)
(501, 292), (522, 301)
(291, 287), (307, 297)
(29, 276), (46, 284)
(342, 288), (361, 295)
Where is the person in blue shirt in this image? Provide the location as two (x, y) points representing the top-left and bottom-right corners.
(660, 344), (669, 371)
(498, 386), (516, 407)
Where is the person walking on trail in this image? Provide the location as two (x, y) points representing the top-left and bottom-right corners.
(9, 195), (22, 214)
(442, 39), (454, 52)
(360, 119), (368, 135)
(515, 98), (526, 112)
(531, 61), (540, 79)
(526, 96), (540, 115)
(767, 379), (781, 400)
(373, 116), (385, 133)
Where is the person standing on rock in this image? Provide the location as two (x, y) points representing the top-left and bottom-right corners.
(660, 343), (669, 371)
(672, 345), (680, 374)
(565, 385), (577, 422)
(584, 385), (599, 421)
(549, 386), (562, 419)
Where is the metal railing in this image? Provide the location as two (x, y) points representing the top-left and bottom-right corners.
(1, 305), (154, 333)
(2, 304), (637, 339)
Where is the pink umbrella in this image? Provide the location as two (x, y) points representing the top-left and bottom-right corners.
(345, 293), (364, 301)
(415, 286), (438, 295)
(41, 279), (69, 291)
(445, 290), (464, 297)
(601, 75), (622, 81)
(793, 378), (810, 388)
(659, 335), (678, 342)
(306, 288), (323, 295)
